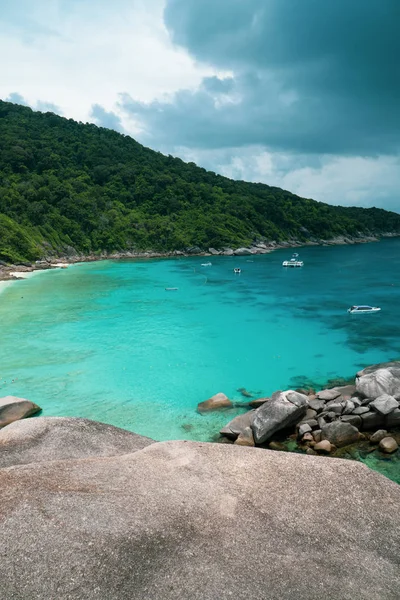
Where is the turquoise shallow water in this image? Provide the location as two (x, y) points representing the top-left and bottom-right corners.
(0, 240), (399, 461)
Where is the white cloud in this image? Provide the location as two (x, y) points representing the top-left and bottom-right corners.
(0, 0), (399, 213)
(0, 0), (214, 123)
(175, 145), (400, 212)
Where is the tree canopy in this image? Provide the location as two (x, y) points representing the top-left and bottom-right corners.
(0, 100), (399, 263)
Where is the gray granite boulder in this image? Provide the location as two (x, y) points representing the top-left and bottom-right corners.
(0, 417), (154, 468)
(341, 414), (362, 428)
(1, 439), (399, 599)
(0, 395), (41, 428)
(325, 401), (344, 414)
(321, 421), (360, 447)
(369, 394), (399, 415)
(353, 406), (370, 415)
(251, 390), (308, 444)
(308, 398), (326, 413)
(316, 388), (341, 401)
(343, 400), (355, 414)
(356, 362), (400, 400)
(334, 384), (357, 400)
(370, 430), (388, 444)
(298, 423), (312, 437)
(220, 411), (253, 440)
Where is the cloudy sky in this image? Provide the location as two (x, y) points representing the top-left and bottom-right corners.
(1, 0), (399, 211)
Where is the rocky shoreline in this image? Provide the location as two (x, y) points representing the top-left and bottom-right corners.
(1, 232), (398, 282)
(204, 361), (400, 466)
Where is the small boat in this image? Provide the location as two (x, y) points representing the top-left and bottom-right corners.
(282, 257), (304, 267)
(348, 305), (381, 314)
(165, 287), (179, 291)
(201, 262), (212, 267)
(292, 253), (299, 258)
(234, 268), (241, 274)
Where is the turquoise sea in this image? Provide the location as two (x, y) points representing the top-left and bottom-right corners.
(0, 239), (399, 480)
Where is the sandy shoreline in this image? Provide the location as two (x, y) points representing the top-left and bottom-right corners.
(0, 233), (398, 284)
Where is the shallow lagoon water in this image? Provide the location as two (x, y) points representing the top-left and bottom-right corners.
(0, 240), (399, 458)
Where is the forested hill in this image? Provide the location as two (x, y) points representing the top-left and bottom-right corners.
(0, 99), (399, 263)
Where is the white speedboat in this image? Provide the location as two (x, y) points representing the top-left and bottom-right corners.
(348, 305), (381, 314)
(282, 253), (304, 267)
(234, 268), (241, 274)
(201, 262), (212, 267)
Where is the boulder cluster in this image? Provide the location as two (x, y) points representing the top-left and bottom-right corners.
(216, 361), (400, 456)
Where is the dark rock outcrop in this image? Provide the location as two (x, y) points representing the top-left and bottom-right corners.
(251, 390), (308, 444)
(321, 421), (360, 448)
(1, 438), (399, 599)
(0, 417), (153, 468)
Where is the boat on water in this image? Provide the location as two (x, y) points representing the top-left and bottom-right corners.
(234, 268), (241, 274)
(165, 287), (179, 291)
(201, 262), (212, 267)
(282, 253), (304, 267)
(348, 305), (381, 314)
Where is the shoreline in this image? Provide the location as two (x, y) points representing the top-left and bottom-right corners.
(1, 232), (399, 283)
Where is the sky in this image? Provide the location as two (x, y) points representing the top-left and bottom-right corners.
(0, 0), (399, 212)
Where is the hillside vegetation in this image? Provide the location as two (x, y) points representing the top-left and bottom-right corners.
(0, 100), (399, 263)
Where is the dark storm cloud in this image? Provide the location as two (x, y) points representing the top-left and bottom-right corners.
(120, 0), (400, 156)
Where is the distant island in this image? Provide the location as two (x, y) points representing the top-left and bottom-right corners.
(1, 99), (400, 265)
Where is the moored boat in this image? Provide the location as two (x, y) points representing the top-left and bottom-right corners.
(282, 253), (304, 267)
(348, 305), (381, 314)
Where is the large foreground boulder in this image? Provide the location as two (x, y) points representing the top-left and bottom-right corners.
(0, 417), (154, 468)
(0, 395), (41, 428)
(0, 439), (399, 599)
(356, 362), (400, 400)
(251, 390), (308, 444)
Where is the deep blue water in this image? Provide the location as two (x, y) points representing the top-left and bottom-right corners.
(0, 239), (399, 479)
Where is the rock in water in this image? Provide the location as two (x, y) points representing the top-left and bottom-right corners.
(321, 421), (360, 448)
(370, 430), (388, 444)
(356, 362), (400, 400)
(379, 437), (399, 454)
(251, 390), (308, 444)
(197, 392), (232, 413)
(0, 417), (154, 468)
(220, 412), (253, 440)
(0, 395), (41, 428)
(0, 437), (400, 599)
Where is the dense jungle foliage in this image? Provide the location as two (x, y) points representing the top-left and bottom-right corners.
(0, 100), (399, 263)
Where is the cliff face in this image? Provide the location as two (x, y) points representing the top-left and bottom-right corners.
(0, 417), (399, 599)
